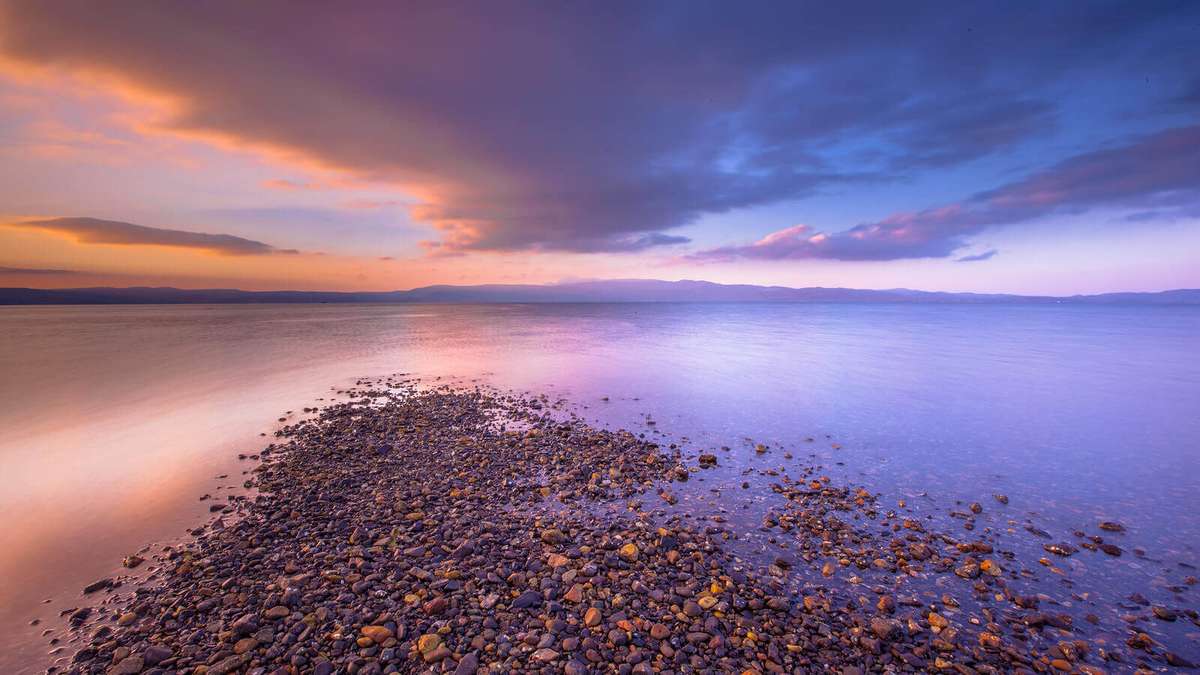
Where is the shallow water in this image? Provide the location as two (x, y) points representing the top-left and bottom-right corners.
(1, 302), (1197, 669)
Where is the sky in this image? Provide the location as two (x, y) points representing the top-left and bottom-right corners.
(0, 1), (1198, 294)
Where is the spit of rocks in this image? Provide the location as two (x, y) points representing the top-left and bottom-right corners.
(58, 383), (1195, 674)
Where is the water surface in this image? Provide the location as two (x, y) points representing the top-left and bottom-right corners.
(1, 303), (1197, 669)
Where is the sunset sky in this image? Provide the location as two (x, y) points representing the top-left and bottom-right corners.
(1, 1), (1198, 294)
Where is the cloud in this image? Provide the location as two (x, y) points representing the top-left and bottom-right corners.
(262, 179), (323, 191)
(8, 217), (298, 255)
(0, 2), (1191, 254)
(957, 249), (998, 263)
(692, 124), (1200, 262)
(0, 264), (81, 275)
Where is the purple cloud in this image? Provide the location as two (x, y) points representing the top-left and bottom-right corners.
(0, 2), (1191, 254)
(957, 250), (998, 263)
(692, 124), (1200, 262)
(9, 217), (298, 255)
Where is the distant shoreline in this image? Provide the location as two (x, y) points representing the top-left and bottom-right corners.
(1, 281), (1197, 305)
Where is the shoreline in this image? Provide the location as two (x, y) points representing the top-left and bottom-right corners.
(42, 380), (1197, 673)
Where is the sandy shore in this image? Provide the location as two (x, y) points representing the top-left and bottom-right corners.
(47, 379), (1196, 674)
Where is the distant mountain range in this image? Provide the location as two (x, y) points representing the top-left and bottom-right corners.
(1, 280), (1198, 305)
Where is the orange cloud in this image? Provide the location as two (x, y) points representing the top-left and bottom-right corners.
(7, 217), (297, 256)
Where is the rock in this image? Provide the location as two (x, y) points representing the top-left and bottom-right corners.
(870, 617), (899, 640)
(454, 652), (480, 675)
(1152, 606), (1177, 621)
(1043, 543), (1076, 556)
(980, 559), (1002, 576)
(122, 555), (145, 569)
(424, 645), (452, 663)
(698, 454), (718, 467)
(698, 595), (718, 610)
(1166, 652), (1197, 668)
(83, 578), (112, 594)
(541, 528), (566, 544)
(361, 625), (394, 642)
(928, 612), (949, 630)
(263, 605), (290, 619)
(108, 655), (144, 674)
(208, 655), (244, 675)
(513, 590), (543, 609)
(142, 646), (171, 666)
(993, 494), (1009, 504)
(233, 637), (258, 654)
(563, 583), (584, 603)
(417, 633), (442, 655)
(531, 648), (559, 662)
(618, 543), (638, 561)
(1099, 543), (1122, 556)
(1098, 521), (1125, 532)
(231, 613), (257, 636)
(978, 632), (1003, 649)
(683, 600), (703, 617)
(584, 607), (602, 627)
(649, 623), (670, 640)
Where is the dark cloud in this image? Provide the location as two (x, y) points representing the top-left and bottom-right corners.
(0, 265), (81, 275)
(1, 1), (1193, 254)
(9, 217), (298, 255)
(692, 124), (1200, 261)
(957, 250), (998, 263)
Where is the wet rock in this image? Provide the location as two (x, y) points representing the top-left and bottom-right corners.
(82, 578), (112, 594)
(68, 607), (91, 625)
(1151, 606), (1177, 621)
(1166, 652), (1197, 668)
(870, 617), (900, 640)
(1043, 543), (1077, 556)
(954, 562), (980, 579)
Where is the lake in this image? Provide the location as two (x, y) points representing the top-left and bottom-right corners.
(1, 302), (1198, 670)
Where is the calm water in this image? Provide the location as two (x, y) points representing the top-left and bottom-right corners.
(1, 303), (1198, 669)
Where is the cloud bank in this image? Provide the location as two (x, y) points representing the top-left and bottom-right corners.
(692, 125), (1200, 262)
(1, 1), (1194, 256)
(0, 265), (81, 275)
(9, 217), (297, 255)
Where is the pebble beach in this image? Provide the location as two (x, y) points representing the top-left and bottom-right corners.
(45, 378), (1198, 674)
